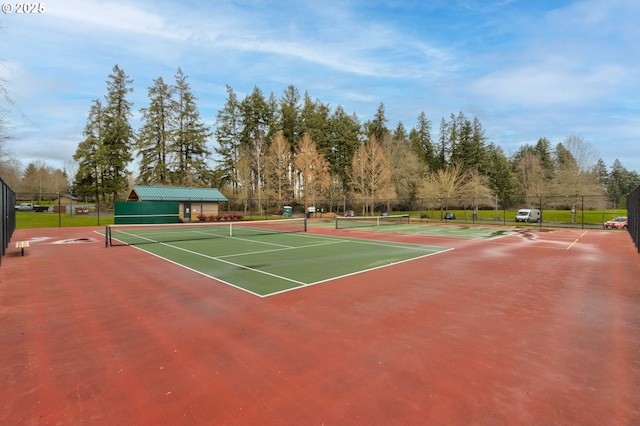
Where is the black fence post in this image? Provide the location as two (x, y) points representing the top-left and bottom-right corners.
(628, 185), (640, 253)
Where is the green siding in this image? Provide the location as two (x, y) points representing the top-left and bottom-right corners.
(114, 201), (179, 224)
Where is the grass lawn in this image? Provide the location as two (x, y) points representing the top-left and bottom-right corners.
(15, 212), (114, 229)
(403, 208), (626, 225)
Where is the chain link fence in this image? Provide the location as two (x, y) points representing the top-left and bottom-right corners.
(14, 192), (110, 227)
(1, 178), (17, 264)
(219, 194), (623, 229)
(14, 191), (628, 231)
(628, 185), (639, 253)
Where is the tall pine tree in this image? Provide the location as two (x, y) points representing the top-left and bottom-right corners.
(137, 76), (176, 185)
(214, 85), (242, 194)
(171, 68), (212, 186)
(100, 65), (135, 202)
(74, 99), (105, 200)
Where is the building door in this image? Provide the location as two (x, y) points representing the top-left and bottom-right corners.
(183, 203), (191, 222)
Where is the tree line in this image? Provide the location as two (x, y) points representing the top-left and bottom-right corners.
(1, 64), (639, 210)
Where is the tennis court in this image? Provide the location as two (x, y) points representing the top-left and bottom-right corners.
(314, 214), (517, 239)
(2, 222), (640, 425)
(106, 218), (451, 296)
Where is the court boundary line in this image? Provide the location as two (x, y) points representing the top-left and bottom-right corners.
(324, 223), (520, 241)
(126, 244), (266, 297)
(567, 230), (588, 250)
(265, 247), (454, 297)
(118, 233), (452, 297)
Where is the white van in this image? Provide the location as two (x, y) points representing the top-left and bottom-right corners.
(515, 208), (541, 223)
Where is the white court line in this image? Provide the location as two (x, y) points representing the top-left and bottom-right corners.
(125, 245), (268, 298)
(266, 247), (454, 297)
(151, 242), (309, 286)
(288, 230), (446, 251)
(567, 230), (588, 250)
(117, 231), (453, 297)
(218, 240), (350, 259)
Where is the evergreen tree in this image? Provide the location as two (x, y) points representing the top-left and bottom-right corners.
(392, 121), (408, 142)
(533, 137), (554, 181)
(593, 158), (609, 187)
(239, 87), (275, 209)
(449, 112), (468, 166)
(446, 113), (459, 166)
(554, 143), (578, 173)
(328, 106), (361, 190)
(137, 76), (176, 185)
(485, 143), (514, 202)
(434, 118), (448, 171)
(100, 65), (135, 202)
(470, 117), (489, 174)
(214, 85), (242, 194)
(171, 68), (211, 186)
(409, 111), (435, 170)
(278, 85), (302, 149)
(607, 159), (640, 208)
(300, 92), (331, 158)
(74, 99), (105, 200)
(447, 112), (488, 173)
(240, 86), (273, 149)
(363, 102), (389, 142)
(510, 143), (536, 168)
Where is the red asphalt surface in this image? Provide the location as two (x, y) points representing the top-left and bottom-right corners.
(1, 225), (639, 425)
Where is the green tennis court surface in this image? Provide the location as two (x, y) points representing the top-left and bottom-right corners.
(108, 223), (451, 297)
(314, 218), (515, 239)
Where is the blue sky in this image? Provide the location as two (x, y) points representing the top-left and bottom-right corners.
(1, 0), (639, 175)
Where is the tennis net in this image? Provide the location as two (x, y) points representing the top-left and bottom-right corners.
(335, 214), (410, 229)
(106, 218), (307, 246)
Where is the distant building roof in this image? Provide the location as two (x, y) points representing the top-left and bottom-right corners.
(55, 194), (80, 201)
(128, 185), (228, 202)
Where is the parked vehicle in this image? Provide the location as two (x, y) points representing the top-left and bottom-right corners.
(15, 203), (34, 211)
(344, 210), (355, 217)
(444, 212), (456, 220)
(515, 208), (541, 223)
(15, 203), (50, 212)
(603, 216), (628, 229)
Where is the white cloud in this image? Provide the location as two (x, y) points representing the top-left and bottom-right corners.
(46, 0), (186, 40)
(1, 0), (639, 174)
(471, 62), (631, 107)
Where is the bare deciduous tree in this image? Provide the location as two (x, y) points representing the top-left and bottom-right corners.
(513, 151), (548, 198)
(294, 132), (330, 210)
(264, 130), (293, 210)
(460, 169), (494, 218)
(381, 132), (425, 203)
(420, 162), (467, 217)
(348, 136), (396, 215)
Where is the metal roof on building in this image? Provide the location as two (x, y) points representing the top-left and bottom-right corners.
(129, 185), (228, 202)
